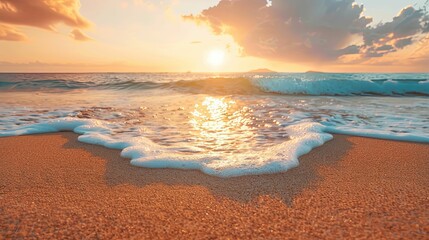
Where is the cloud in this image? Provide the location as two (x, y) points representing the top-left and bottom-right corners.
(0, 24), (27, 41)
(0, 0), (91, 41)
(394, 37), (413, 49)
(361, 6), (428, 58)
(184, 0), (429, 63)
(363, 7), (421, 46)
(70, 28), (92, 41)
(0, 0), (90, 30)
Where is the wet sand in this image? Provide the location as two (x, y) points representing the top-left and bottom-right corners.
(0, 133), (428, 239)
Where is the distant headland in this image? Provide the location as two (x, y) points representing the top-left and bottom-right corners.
(247, 68), (277, 73)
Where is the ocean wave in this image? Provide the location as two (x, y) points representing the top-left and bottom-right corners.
(1, 72), (428, 177)
(0, 117), (333, 177)
(1, 73), (428, 96)
(0, 79), (163, 91)
(1, 114), (428, 177)
(253, 77), (429, 96)
(172, 77), (262, 94)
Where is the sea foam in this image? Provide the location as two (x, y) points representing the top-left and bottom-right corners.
(0, 117), (332, 177)
(3, 114), (427, 177)
(1, 73), (428, 177)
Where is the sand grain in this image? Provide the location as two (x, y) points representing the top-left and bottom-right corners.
(0, 133), (428, 239)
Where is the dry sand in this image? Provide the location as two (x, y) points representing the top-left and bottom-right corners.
(0, 133), (428, 239)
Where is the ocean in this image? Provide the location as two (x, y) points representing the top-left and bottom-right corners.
(0, 72), (428, 177)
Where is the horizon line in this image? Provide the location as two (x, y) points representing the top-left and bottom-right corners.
(1, 71), (429, 74)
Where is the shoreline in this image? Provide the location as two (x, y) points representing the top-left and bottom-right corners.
(1, 133), (428, 238)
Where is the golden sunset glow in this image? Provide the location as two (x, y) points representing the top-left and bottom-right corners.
(0, 0), (428, 72)
(207, 49), (226, 68)
(190, 97), (253, 152)
(1, 1), (428, 237)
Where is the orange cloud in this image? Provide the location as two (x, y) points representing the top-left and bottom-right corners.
(0, 0), (91, 41)
(0, 0), (90, 29)
(0, 24), (27, 41)
(70, 29), (92, 41)
(185, 0), (429, 64)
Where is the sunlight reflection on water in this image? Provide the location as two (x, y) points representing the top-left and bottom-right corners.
(189, 97), (255, 153)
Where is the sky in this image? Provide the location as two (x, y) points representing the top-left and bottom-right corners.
(0, 0), (428, 72)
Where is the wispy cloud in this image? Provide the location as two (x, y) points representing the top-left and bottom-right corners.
(0, 24), (27, 41)
(0, 0), (92, 41)
(70, 29), (92, 41)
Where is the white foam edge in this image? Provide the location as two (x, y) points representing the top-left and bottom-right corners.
(129, 122), (333, 177)
(324, 126), (429, 143)
(0, 117), (334, 177)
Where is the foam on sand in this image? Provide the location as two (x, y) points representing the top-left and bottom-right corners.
(1, 72), (428, 177)
(0, 117), (333, 177)
(127, 122), (333, 177)
(1, 112), (429, 177)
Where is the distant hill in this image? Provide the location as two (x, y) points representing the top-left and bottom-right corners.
(247, 68), (276, 73)
(305, 70), (325, 74)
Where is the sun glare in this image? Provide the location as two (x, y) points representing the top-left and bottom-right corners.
(189, 97), (254, 153)
(207, 49), (225, 67)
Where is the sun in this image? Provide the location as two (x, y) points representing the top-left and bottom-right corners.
(207, 49), (225, 67)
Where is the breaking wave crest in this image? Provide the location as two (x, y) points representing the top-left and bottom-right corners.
(0, 73), (428, 96)
(1, 72), (428, 177)
(252, 77), (429, 96)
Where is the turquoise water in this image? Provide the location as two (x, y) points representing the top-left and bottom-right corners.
(0, 73), (428, 176)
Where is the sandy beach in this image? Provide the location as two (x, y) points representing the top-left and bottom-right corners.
(2, 0), (429, 238)
(0, 132), (428, 239)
